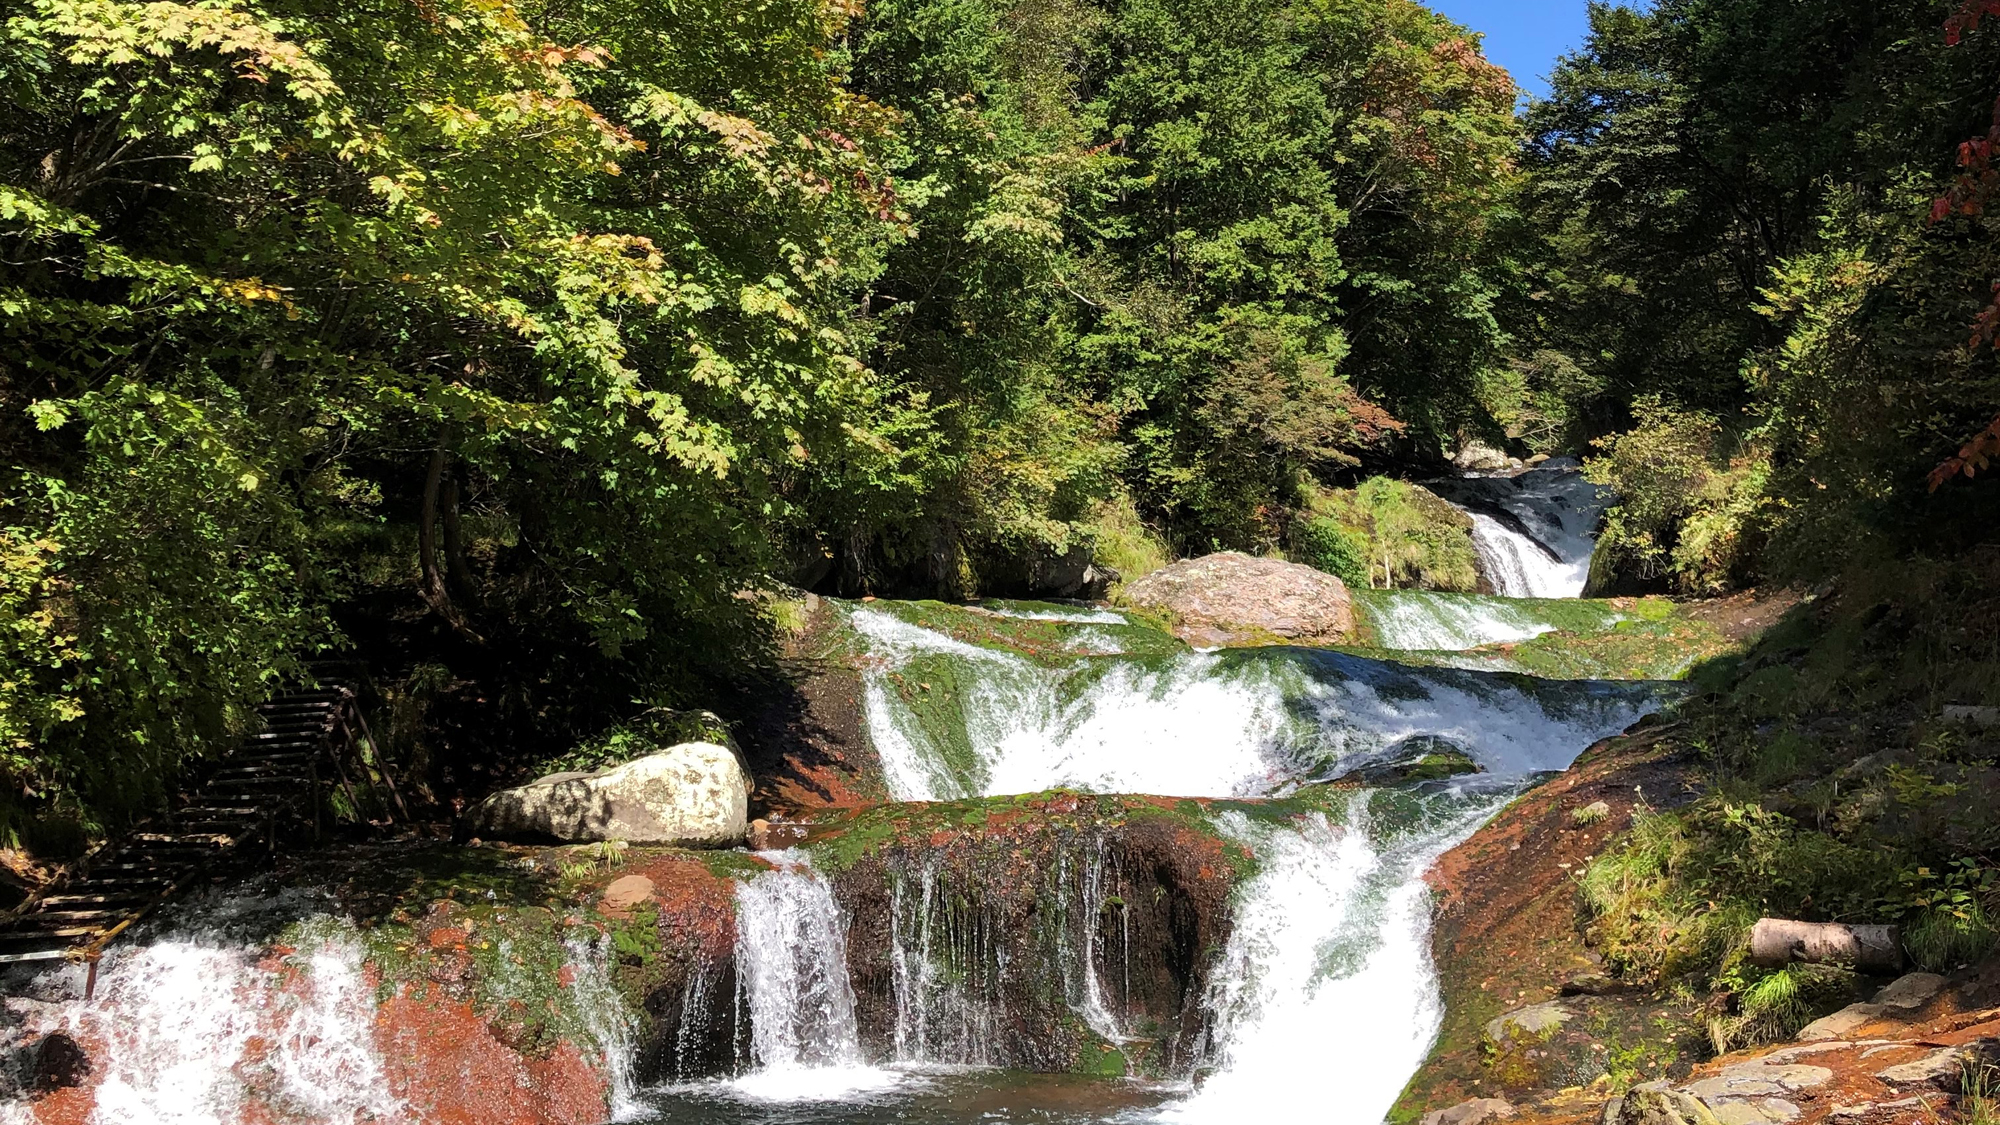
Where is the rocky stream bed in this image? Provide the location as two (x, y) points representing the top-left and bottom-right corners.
(0, 463), (1833, 1125)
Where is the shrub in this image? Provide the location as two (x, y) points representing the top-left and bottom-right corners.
(1585, 396), (1771, 595)
(1298, 478), (1478, 591)
(1292, 516), (1370, 588)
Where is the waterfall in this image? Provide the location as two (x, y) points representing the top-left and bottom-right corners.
(852, 606), (1661, 802)
(1160, 793), (1498, 1123)
(564, 935), (643, 1121)
(0, 909), (400, 1125)
(1467, 512), (1584, 599)
(730, 854), (895, 1101)
(888, 861), (1005, 1067)
(0, 897), (641, 1125)
(1432, 459), (1608, 600)
(846, 605), (1670, 1123)
(1352, 588), (1627, 652)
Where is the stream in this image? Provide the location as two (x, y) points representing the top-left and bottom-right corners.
(0, 462), (1659, 1125)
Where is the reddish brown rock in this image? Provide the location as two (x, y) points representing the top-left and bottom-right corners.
(375, 981), (610, 1125)
(1121, 552), (1354, 647)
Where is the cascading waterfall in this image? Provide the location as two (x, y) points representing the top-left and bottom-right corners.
(1164, 792), (1504, 1123)
(852, 606), (1659, 803)
(0, 897), (639, 1125)
(730, 854), (895, 1101)
(846, 604), (1665, 1123)
(0, 905), (401, 1125)
(887, 862), (1005, 1067)
(566, 935), (644, 1122)
(1433, 459), (1608, 599)
(1352, 588), (1627, 652)
(1466, 512), (1583, 599)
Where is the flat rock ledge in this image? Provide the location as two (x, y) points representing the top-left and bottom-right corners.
(1120, 551), (1354, 648)
(461, 742), (750, 846)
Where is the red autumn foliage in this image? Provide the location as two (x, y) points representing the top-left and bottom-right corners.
(1928, 0), (2000, 491)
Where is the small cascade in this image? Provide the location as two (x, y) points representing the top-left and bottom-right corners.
(1162, 793), (1498, 1123)
(888, 862), (1006, 1066)
(1057, 838), (1130, 1051)
(731, 853), (893, 1101)
(1352, 588), (1627, 651)
(0, 908), (400, 1125)
(564, 935), (643, 1121)
(1432, 459), (1608, 599)
(1467, 511), (1583, 599)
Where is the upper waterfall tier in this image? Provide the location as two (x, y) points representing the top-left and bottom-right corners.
(847, 604), (1667, 803)
(1427, 458), (1608, 599)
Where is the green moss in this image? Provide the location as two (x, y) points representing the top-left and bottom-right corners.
(1341, 596), (1735, 681)
(1081, 1041), (1130, 1076)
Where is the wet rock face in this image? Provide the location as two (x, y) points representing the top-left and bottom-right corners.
(1121, 552), (1355, 647)
(462, 744), (750, 846)
(606, 854), (745, 1084)
(818, 794), (1249, 1076)
(28, 1033), (88, 1095)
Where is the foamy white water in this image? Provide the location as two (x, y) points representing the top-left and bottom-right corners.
(852, 607), (1657, 801)
(566, 934), (644, 1121)
(731, 854), (900, 1101)
(980, 602), (1129, 625)
(1356, 589), (1623, 651)
(1439, 460), (1607, 600)
(0, 911), (400, 1125)
(1159, 792), (1502, 1124)
(1468, 512), (1587, 599)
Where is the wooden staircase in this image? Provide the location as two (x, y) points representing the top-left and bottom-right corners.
(0, 684), (405, 975)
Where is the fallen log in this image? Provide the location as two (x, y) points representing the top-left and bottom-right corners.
(1747, 918), (1903, 972)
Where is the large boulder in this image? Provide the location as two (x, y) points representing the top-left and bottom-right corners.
(461, 743), (749, 846)
(1121, 552), (1355, 647)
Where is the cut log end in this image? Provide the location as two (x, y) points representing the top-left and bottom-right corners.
(1747, 918), (1903, 972)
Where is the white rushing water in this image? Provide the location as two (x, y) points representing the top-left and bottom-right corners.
(730, 854), (898, 1102)
(852, 606), (1656, 802)
(843, 600), (1661, 1124)
(0, 908), (402, 1125)
(1467, 512), (1586, 600)
(1161, 794), (1499, 1124)
(1440, 460), (1608, 599)
(0, 898), (638, 1125)
(1354, 589), (1625, 652)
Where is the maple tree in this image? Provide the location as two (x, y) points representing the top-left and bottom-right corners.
(1930, 0), (2000, 490)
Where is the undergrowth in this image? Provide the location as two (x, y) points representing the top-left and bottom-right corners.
(1575, 550), (2000, 1053)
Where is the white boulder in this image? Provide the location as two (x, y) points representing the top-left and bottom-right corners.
(462, 742), (749, 846)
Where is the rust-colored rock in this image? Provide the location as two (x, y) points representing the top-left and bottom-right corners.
(600, 873), (656, 911)
(1121, 552), (1354, 647)
(375, 982), (611, 1125)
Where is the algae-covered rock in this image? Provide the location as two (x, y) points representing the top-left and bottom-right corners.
(1616, 1084), (1722, 1125)
(462, 743), (749, 846)
(1343, 735), (1482, 786)
(1122, 552), (1354, 647)
(1482, 1001), (1571, 1049)
(1480, 1000), (1602, 1090)
(1421, 1096), (1516, 1125)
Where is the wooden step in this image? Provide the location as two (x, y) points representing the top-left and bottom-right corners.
(39, 892), (155, 907)
(130, 832), (239, 847)
(21, 908), (126, 923)
(0, 923), (105, 939)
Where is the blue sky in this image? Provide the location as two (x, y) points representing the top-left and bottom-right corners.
(1427, 1), (1594, 100)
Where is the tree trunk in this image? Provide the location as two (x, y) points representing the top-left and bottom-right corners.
(418, 448), (481, 642)
(1747, 918), (1902, 972)
(440, 474), (478, 603)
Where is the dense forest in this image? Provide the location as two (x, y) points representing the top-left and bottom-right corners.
(1, 0), (1997, 855)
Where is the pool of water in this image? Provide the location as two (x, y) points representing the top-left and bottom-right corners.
(631, 1070), (1178, 1124)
